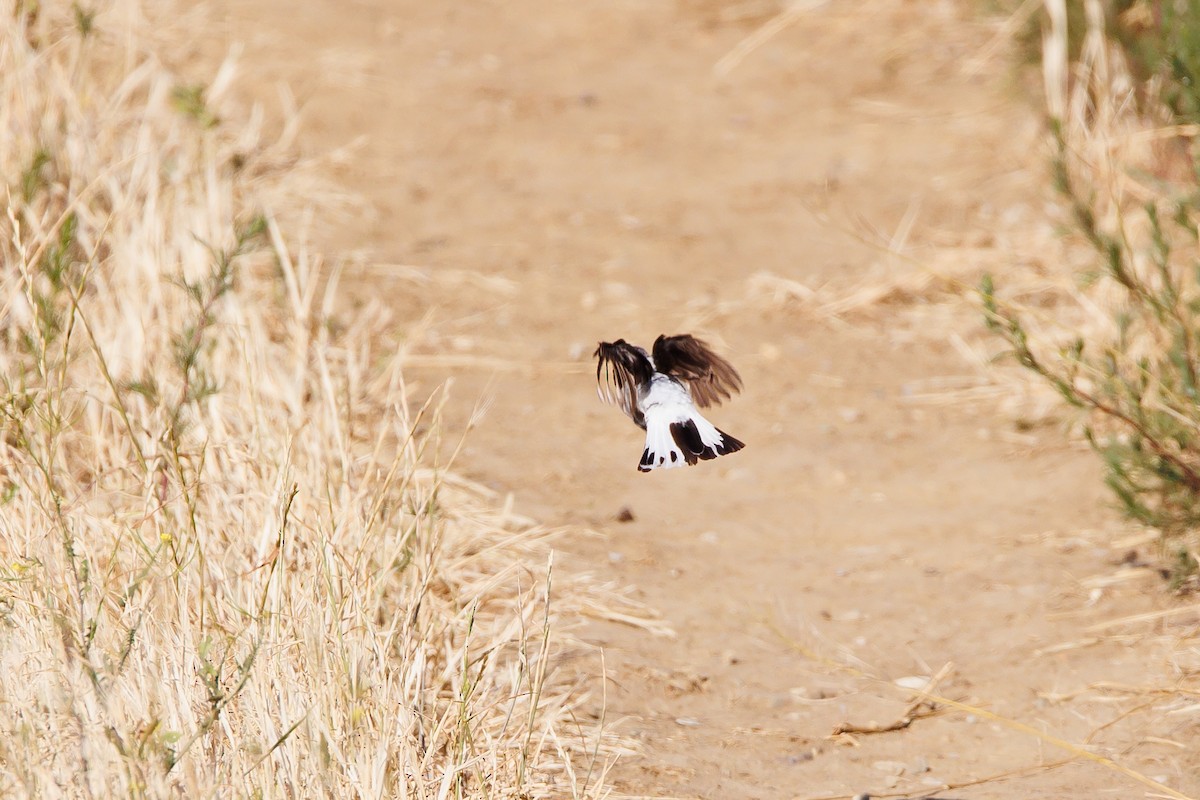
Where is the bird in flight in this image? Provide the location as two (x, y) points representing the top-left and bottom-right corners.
(594, 334), (745, 472)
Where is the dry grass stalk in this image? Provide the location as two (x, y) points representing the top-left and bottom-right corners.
(0, 4), (643, 797)
(827, 663), (949, 738)
(712, 0), (831, 77)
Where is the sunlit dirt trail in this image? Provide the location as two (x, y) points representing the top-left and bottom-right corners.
(204, 2), (1200, 796)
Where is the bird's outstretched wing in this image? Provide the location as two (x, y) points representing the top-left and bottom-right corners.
(595, 339), (654, 425)
(652, 334), (743, 408)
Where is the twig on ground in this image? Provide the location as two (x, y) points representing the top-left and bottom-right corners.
(771, 622), (1199, 800)
(830, 663), (953, 738)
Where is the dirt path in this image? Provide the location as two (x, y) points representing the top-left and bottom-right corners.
(204, 2), (1199, 796)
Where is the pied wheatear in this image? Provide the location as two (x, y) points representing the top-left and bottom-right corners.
(594, 334), (745, 472)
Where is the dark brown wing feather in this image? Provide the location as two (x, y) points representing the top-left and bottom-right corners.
(651, 334), (743, 408)
(595, 340), (654, 426)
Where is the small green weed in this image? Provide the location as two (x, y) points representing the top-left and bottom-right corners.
(171, 83), (219, 128)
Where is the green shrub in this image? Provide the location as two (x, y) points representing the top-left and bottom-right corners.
(983, 118), (1200, 588)
(984, 2), (1200, 589)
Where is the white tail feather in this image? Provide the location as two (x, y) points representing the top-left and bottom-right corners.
(633, 373), (744, 472)
(639, 415), (686, 472)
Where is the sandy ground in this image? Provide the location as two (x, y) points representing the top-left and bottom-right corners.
(199, 2), (1200, 797)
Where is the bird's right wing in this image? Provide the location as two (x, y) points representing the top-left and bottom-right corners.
(651, 334), (743, 408)
(594, 340), (655, 425)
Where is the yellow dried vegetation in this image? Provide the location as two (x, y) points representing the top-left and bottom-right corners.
(0, 3), (647, 796)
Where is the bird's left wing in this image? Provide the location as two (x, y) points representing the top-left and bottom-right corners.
(651, 334), (743, 408)
(594, 339), (655, 425)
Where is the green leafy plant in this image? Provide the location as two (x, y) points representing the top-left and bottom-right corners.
(170, 83), (219, 128)
(983, 120), (1200, 588)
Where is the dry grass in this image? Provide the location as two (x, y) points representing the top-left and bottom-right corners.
(0, 3), (647, 797)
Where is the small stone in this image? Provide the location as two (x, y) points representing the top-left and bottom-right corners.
(674, 717), (701, 727)
(872, 760), (906, 776)
(792, 685), (838, 700)
(615, 506), (635, 523)
(894, 675), (931, 691)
